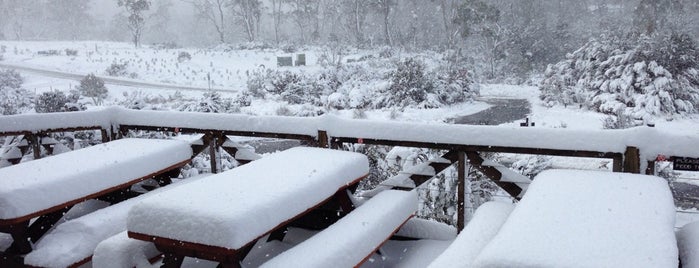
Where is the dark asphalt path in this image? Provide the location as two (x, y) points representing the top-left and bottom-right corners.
(452, 98), (531, 125)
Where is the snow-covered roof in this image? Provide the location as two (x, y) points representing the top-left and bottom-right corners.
(127, 147), (369, 250)
(0, 138), (193, 221)
(473, 169), (678, 267)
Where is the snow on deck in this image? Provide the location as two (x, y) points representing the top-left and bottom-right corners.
(127, 147), (369, 250)
(428, 202), (514, 268)
(0, 138), (192, 221)
(473, 170), (678, 268)
(678, 221), (699, 268)
(260, 190), (417, 268)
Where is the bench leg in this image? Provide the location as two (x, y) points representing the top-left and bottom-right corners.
(5, 222), (32, 255)
(267, 227), (288, 242)
(27, 206), (72, 243)
(218, 261), (241, 268)
(161, 253), (185, 268)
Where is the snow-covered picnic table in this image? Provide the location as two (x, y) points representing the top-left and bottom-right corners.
(127, 147), (369, 266)
(0, 138), (192, 259)
(472, 169), (678, 268)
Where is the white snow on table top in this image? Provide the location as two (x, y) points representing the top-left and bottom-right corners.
(473, 169), (678, 268)
(127, 147), (369, 250)
(428, 202), (515, 268)
(395, 217), (457, 241)
(0, 138), (192, 220)
(678, 221), (699, 268)
(23, 175), (209, 268)
(261, 190), (416, 268)
(92, 231), (160, 268)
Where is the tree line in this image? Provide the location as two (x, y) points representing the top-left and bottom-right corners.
(0, 0), (697, 78)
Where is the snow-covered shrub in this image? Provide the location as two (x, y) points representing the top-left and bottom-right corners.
(433, 67), (479, 105)
(35, 90), (71, 113)
(177, 51), (192, 63)
(64, 49), (78, 56)
(77, 73), (108, 105)
(511, 155), (552, 179)
(246, 68), (270, 98)
(602, 110), (643, 129)
(178, 90), (238, 113)
(118, 91), (169, 110)
(540, 33), (699, 118)
(0, 69), (33, 115)
(105, 62), (129, 77)
(382, 58), (435, 108)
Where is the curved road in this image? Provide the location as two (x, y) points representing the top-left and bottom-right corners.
(452, 98), (531, 125)
(0, 62), (236, 93)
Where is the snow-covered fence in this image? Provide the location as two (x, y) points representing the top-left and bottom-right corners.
(2, 106), (699, 173)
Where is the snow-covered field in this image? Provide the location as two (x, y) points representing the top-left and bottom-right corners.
(2, 41), (699, 267)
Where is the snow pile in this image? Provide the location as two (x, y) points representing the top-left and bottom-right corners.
(260, 190), (416, 268)
(678, 221), (699, 268)
(427, 202), (514, 268)
(127, 147), (369, 250)
(0, 138), (192, 220)
(92, 231), (159, 268)
(473, 169), (678, 268)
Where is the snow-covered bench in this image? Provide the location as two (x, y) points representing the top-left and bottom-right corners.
(427, 202), (514, 268)
(260, 190), (416, 267)
(678, 221), (699, 268)
(23, 175), (208, 268)
(0, 138), (193, 259)
(472, 169), (678, 267)
(127, 147), (369, 267)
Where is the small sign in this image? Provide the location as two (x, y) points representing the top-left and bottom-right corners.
(357, 138), (364, 144)
(673, 157), (699, 171)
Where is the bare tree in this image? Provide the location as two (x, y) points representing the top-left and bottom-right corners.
(435, 0), (461, 49)
(117, 0), (151, 48)
(184, 0), (228, 43)
(271, 0), (284, 44)
(230, 0), (262, 42)
(372, 0), (394, 47)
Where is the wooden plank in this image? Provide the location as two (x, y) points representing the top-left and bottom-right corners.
(457, 151), (466, 233)
(623, 146), (641, 174)
(465, 152), (523, 199)
(332, 137), (621, 159)
(118, 125), (316, 143)
(317, 130), (329, 148)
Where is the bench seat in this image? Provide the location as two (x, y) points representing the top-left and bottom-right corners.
(260, 190), (417, 268)
(127, 147), (369, 264)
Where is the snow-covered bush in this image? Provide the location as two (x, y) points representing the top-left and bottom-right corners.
(105, 62), (129, 77)
(382, 58), (434, 108)
(177, 51), (192, 63)
(540, 33), (699, 118)
(35, 90), (73, 113)
(511, 155), (552, 179)
(178, 90), (238, 113)
(0, 69), (33, 115)
(77, 73), (109, 105)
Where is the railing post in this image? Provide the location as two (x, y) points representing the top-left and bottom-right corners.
(317, 130), (329, 148)
(457, 151), (466, 233)
(623, 146), (640, 174)
(28, 133), (41, 160)
(100, 128), (110, 143)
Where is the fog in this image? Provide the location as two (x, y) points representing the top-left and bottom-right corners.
(0, 0), (698, 79)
